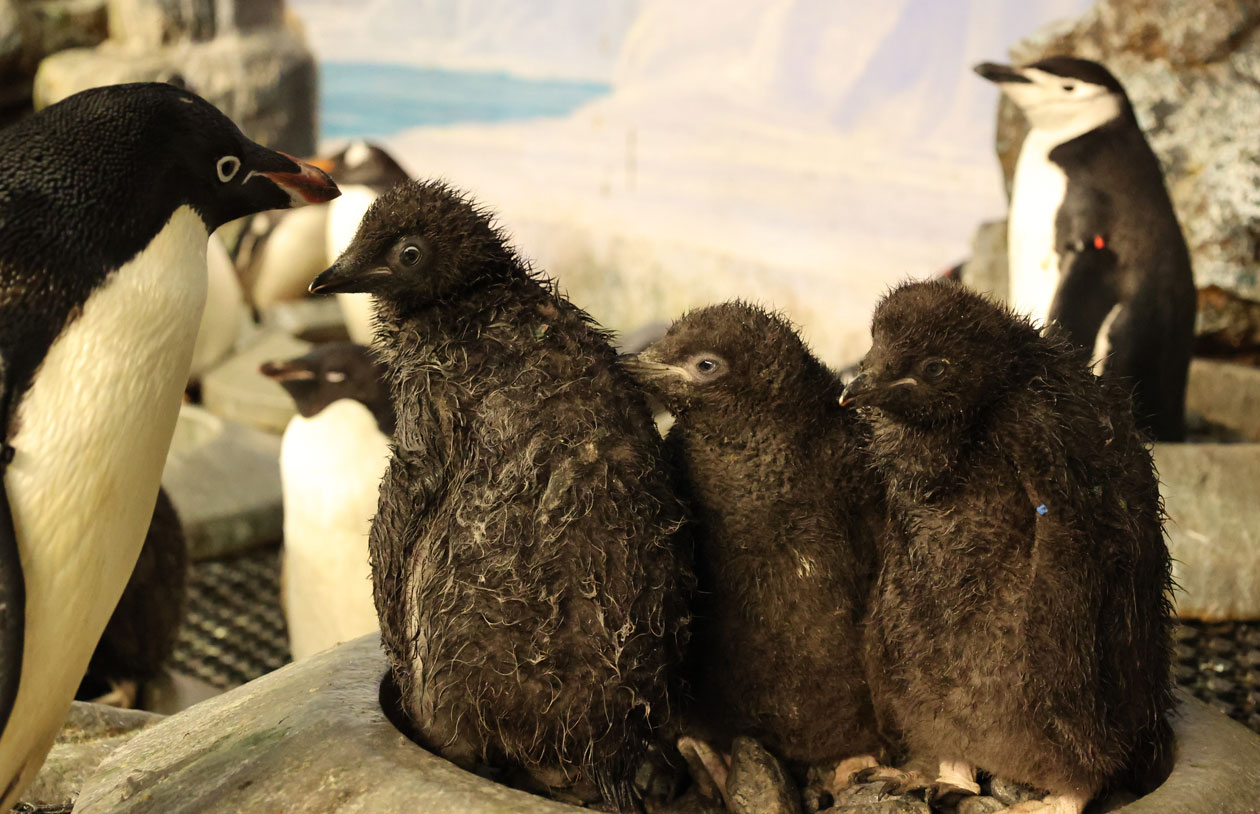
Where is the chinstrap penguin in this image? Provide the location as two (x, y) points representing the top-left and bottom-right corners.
(309, 179), (694, 812)
(77, 487), (187, 709)
(842, 279), (1174, 814)
(624, 302), (884, 803)
(975, 56), (1195, 441)
(0, 81), (338, 806)
(261, 342), (393, 661)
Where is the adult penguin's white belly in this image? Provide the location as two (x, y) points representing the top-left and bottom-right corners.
(189, 235), (245, 380)
(281, 398), (389, 661)
(1007, 130), (1067, 328)
(0, 206), (208, 797)
(327, 186), (380, 344)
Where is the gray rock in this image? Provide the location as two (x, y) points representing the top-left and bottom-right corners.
(260, 297), (351, 345)
(956, 797), (1005, 814)
(62, 637), (1260, 814)
(958, 219), (1008, 303)
(200, 329), (309, 434)
(19, 702), (162, 810)
(73, 635), (584, 814)
(1185, 359), (1260, 443)
(162, 404), (283, 560)
(824, 783), (929, 814)
(726, 736), (800, 814)
(994, 0), (1260, 300)
(1194, 286), (1260, 358)
(986, 775), (1041, 806)
(33, 1), (316, 155)
(1155, 440), (1260, 620)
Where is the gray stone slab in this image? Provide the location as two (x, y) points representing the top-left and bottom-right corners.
(1156, 442), (1260, 621)
(200, 329), (310, 434)
(1185, 359), (1260, 443)
(162, 404), (283, 560)
(260, 297), (350, 345)
(73, 635), (583, 814)
(68, 636), (1260, 814)
(19, 702), (162, 811)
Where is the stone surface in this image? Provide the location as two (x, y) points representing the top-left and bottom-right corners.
(726, 736), (800, 814)
(162, 404), (283, 560)
(1157, 441), (1260, 621)
(73, 635), (585, 814)
(19, 702), (162, 811)
(1184, 358), (1260, 442)
(1194, 286), (1260, 361)
(955, 797), (1005, 814)
(995, 0), (1260, 300)
(958, 219), (1008, 304)
(33, 2), (316, 156)
(200, 329), (309, 434)
(826, 783), (929, 814)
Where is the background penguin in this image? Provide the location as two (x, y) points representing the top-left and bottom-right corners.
(260, 342), (393, 662)
(236, 140), (410, 317)
(77, 487), (187, 709)
(841, 279), (1173, 814)
(624, 302), (884, 803)
(0, 81), (338, 806)
(309, 179), (694, 812)
(975, 56), (1195, 441)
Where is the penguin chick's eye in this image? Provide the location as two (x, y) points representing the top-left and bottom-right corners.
(216, 155), (241, 183)
(325, 370), (347, 383)
(689, 356), (725, 381)
(920, 359), (949, 380)
(1061, 83), (1076, 92)
(399, 245), (423, 267)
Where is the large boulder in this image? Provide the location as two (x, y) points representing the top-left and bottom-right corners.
(991, 0), (1260, 300)
(32, 0), (316, 155)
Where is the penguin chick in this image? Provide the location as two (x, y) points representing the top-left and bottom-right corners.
(975, 56), (1195, 441)
(79, 487), (187, 708)
(0, 81), (338, 807)
(261, 343), (394, 661)
(843, 279), (1174, 814)
(309, 180), (694, 812)
(624, 303), (883, 775)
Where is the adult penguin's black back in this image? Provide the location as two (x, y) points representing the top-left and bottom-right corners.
(0, 82), (337, 806)
(311, 180), (694, 812)
(976, 56), (1195, 441)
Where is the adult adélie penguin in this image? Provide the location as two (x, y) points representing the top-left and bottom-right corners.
(0, 81), (338, 805)
(975, 56), (1195, 441)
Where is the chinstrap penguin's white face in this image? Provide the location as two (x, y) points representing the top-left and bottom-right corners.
(976, 60), (1124, 141)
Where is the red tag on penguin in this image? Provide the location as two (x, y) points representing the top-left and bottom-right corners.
(1093, 235), (1106, 250)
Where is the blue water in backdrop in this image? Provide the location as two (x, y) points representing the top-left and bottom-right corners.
(321, 62), (612, 139)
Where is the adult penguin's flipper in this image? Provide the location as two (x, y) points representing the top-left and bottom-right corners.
(0, 364), (24, 738)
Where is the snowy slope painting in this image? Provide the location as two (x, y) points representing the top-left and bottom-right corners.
(291, 0), (1092, 365)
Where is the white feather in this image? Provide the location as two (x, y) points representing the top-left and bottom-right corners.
(280, 398), (389, 661)
(0, 206), (207, 805)
(327, 185), (381, 345)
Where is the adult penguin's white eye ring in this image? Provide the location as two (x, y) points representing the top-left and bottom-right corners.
(216, 155), (241, 183)
(400, 245), (423, 266)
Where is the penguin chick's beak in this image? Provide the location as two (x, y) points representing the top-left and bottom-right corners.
(259, 359), (316, 382)
(257, 152), (341, 207)
(839, 374), (917, 406)
(308, 258), (390, 295)
(619, 355), (686, 381)
(973, 62), (1032, 85)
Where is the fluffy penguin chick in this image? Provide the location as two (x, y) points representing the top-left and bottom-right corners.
(625, 303), (883, 773)
(261, 343), (394, 661)
(79, 487), (187, 708)
(309, 180), (694, 812)
(843, 279), (1173, 814)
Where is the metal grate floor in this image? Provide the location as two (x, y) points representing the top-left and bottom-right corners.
(170, 547), (1260, 735)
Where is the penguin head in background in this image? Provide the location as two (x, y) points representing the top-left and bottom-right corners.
(307, 140), (410, 191)
(840, 279), (1039, 425)
(974, 56), (1129, 137)
(35, 83), (340, 233)
(260, 342), (395, 434)
(308, 180), (518, 307)
(623, 301), (830, 418)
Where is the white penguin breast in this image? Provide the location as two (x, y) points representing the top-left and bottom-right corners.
(280, 399), (389, 661)
(327, 186), (380, 345)
(1007, 130), (1067, 328)
(0, 205), (208, 803)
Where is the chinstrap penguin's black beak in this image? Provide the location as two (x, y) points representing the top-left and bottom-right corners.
(254, 151), (341, 206)
(974, 62), (1032, 84)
